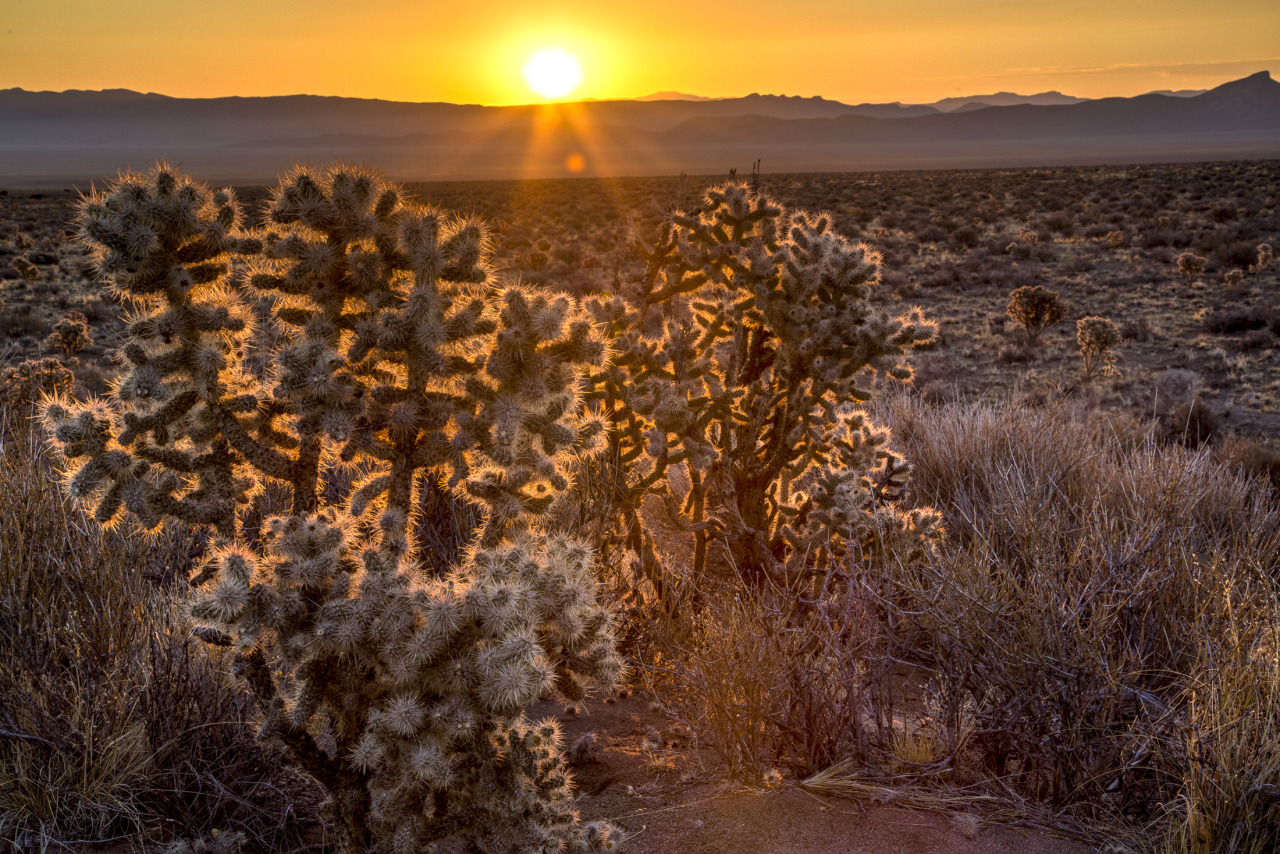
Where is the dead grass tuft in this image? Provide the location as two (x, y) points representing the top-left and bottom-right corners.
(0, 405), (320, 851)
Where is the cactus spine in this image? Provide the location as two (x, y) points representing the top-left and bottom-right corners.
(43, 164), (621, 853)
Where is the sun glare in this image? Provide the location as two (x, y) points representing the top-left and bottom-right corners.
(522, 48), (583, 100)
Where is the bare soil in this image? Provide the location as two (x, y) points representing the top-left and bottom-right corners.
(535, 694), (1097, 854)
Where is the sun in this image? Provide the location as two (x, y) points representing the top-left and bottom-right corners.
(522, 48), (583, 100)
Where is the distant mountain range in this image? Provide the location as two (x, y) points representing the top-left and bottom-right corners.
(639, 88), (1188, 111)
(1, 73), (1276, 187)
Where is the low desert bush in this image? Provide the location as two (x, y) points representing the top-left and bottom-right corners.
(1216, 434), (1280, 495)
(645, 572), (897, 781)
(0, 356), (74, 408)
(654, 396), (1280, 842)
(1202, 306), (1271, 334)
(1161, 616), (1280, 854)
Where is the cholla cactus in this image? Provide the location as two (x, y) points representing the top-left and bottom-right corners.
(42, 164), (620, 853)
(13, 256), (38, 284)
(586, 182), (937, 594)
(1177, 252), (1206, 286)
(1, 356), (74, 408)
(1254, 243), (1273, 272)
(46, 310), (93, 360)
(1005, 285), (1064, 345)
(1077, 316), (1121, 380)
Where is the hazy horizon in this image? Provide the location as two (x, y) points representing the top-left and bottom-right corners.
(0, 80), (1228, 107)
(3, 0), (1278, 107)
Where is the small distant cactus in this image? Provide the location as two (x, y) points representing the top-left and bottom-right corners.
(1177, 252), (1206, 286)
(46, 310), (92, 360)
(13, 256), (38, 284)
(1105, 230), (1124, 249)
(1223, 268), (1245, 291)
(42, 163), (621, 854)
(1077, 316), (1121, 380)
(1, 356), (75, 407)
(1006, 285), (1065, 345)
(1254, 243), (1273, 272)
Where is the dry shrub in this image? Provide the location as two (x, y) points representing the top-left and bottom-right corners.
(641, 576), (892, 782)
(0, 357), (73, 408)
(642, 395), (1280, 842)
(1162, 610), (1280, 854)
(0, 407), (319, 851)
(642, 591), (796, 781)
(1165, 399), (1219, 447)
(873, 395), (1280, 829)
(1215, 433), (1280, 495)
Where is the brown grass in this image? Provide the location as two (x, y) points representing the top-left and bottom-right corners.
(640, 395), (1280, 847)
(0, 404), (321, 852)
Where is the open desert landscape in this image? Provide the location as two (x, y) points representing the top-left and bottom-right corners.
(3, 3), (1280, 853)
(3, 158), (1278, 854)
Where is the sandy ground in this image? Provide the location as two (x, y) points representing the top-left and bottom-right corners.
(534, 693), (1101, 854)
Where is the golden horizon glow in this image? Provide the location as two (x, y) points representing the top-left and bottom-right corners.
(522, 48), (583, 100)
(1, 1), (1277, 106)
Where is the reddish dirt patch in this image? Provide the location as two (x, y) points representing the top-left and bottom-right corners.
(534, 694), (1096, 854)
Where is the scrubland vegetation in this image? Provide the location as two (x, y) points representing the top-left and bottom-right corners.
(1, 159), (1278, 853)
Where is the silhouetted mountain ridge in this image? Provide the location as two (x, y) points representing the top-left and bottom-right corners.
(1, 73), (1276, 186)
(927, 90), (1086, 112)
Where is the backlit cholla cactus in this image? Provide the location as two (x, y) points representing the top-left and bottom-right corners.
(586, 182), (938, 595)
(46, 310), (93, 361)
(778, 405), (941, 576)
(1253, 243), (1272, 273)
(1077, 316), (1121, 380)
(42, 164), (621, 854)
(1177, 252), (1206, 286)
(1006, 285), (1064, 346)
(0, 356), (74, 408)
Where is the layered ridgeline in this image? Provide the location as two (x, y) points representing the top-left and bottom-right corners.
(2, 72), (1277, 184)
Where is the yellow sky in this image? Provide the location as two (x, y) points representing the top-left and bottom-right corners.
(3, 0), (1278, 105)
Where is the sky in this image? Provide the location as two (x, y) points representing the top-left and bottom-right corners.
(3, 0), (1278, 106)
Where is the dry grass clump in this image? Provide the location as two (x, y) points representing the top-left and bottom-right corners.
(0, 406), (319, 852)
(641, 578), (884, 782)
(1162, 612), (1280, 854)
(878, 396), (1280, 834)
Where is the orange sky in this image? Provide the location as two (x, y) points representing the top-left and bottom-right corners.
(3, 0), (1278, 105)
